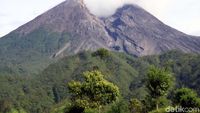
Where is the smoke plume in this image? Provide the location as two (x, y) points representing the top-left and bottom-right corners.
(83, 0), (171, 19)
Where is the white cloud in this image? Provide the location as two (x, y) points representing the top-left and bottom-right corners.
(84, 0), (171, 19)
(84, 0), (124, 17)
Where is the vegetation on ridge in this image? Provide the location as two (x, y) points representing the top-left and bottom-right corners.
(0, 50), (200, 113)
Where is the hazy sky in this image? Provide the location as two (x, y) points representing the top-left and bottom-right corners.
(0, 0), (200, 37)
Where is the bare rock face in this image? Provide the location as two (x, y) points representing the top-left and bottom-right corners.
(103, 5), (200, 56)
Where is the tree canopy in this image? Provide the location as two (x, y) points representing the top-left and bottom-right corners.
(173, 88), (200, 107)
(68, 70), (120, 112)
(146, 66), (174, 110)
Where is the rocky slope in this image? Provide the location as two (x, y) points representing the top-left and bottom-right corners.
(13, 0), (114, 57)
(103, 5), (200, 56)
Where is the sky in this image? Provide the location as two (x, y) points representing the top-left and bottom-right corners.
(0, 0), (200, 37)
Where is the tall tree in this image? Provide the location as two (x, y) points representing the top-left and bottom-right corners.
(146, 66), (174, 110)
(68, 70), (120, 113)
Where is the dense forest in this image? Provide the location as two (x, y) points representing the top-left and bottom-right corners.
(0, 49), (200, 113)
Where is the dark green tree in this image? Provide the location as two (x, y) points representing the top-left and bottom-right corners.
(146, 66), (174, 110)
(92, 48), (110, 59)
(68, 70), (120, 113)
(108, 99), (130, 113)
(173, 88), (200, 107)
(129, 98), (142, 113)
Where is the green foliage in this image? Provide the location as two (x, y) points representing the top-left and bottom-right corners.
(142, 95), (170, 112)
(92, 48), (110, 59)
(83, 108), (98, 113)
(148, 108), (167, 113)
(0, 99), (12, 113)
(173, 88), (200, 107)
(146, 66), (174, 110)
(68, 70), (120, 110)
(129, 98), (142, 113)
(107, 100), (130, 113)
(0, 50), (200, 113)
(0, 28), (71, 75)
(146, 66), (174, 98)
(7, 108), (27, 113)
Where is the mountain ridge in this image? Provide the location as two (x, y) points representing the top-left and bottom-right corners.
(103, 4), (200, 56)
(4, 0), (200, 57)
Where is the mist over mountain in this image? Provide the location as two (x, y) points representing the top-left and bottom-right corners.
(0, 0), (200, 74)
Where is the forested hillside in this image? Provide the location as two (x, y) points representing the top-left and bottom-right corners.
(0, 50), (200, 113)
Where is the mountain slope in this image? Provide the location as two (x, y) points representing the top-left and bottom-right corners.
(0, 0), (113, 75)
(103, 5), (200, 56)
(13, 0), (113, 56)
